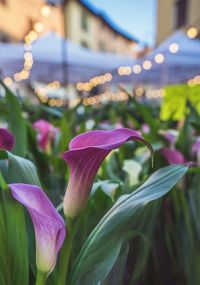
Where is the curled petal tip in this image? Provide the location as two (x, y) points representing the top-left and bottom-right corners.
(62, 128), (153, 218)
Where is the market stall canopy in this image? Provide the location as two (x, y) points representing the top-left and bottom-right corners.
(0, 33), (135, 84)
(111, 30), (200, 86)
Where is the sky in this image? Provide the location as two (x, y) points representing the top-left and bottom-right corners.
(88, 0), (157, 46)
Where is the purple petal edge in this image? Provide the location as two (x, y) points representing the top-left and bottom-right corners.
(0, 128), (15, 151)
(62, 128), (153, 218)
(9, 183), (66, 273)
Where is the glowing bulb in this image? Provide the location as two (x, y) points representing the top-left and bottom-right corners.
(143, 60), (152, 70)
(24, 52), (33, 60)
(76, 82), (83, 91)
(14, 73), (21, 82)
(154, 53), (165, 64)
(104, 73), (112, 82)
(34, 22), (44, 33)
(187, 27), (198, 39)
(133, 64), (142, 74)
(135, 87), (144, 97)
(124, 66), (132, 75)
(194, 75), (200, 84)
(169, 42), (179, 53)
(41, 5), (51, 17)
(118, 66), (126, 75)
(3, 77), (13, 86)
(24, 44), (32, 51)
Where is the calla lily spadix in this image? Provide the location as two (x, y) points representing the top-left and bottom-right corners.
(9, 183), (66, 274)
(62, 128), (153, 219)
(0, 128), (15, 151)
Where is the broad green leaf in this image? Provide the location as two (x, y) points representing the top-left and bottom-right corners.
(0, 172), (28, 285)
(70, 165), (188, 285)
(0, 150), (40, 185)
(0, 151), (41, 281)
(91, 180), (119, 201)
(3, 83), (27, 156)
(102, 242), (129, 285)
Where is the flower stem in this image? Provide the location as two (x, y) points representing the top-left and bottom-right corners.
(35, 271), (47, 285)
(56, 217), (76, 285)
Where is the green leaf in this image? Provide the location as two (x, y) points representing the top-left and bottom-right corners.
(70, 165), (188, 285)
(0, 172), (29, 285)
(102, 242), (129, 285)
(3, 83), (27, 156)
(0, 151), (41, 282)
(0, 150), (40, 185)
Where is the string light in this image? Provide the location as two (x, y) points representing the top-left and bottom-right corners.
(169, 42), (179, 53)
(40, 4), (51, 17)
(154, 53), (165, 64)
(34, 22), (45, 33)
(146, 88), (166, 99)
(118, 66), (126, 75)
(188, 74), (200, 86)
(187, 27), (198, 39)
(133, 64), (142, 74)
(142, 60), (152, 70)
(3, 77), (13, 86)
(76, 72), (113, 91)
(82, 91), (129, 106)
(135, 87), (144, 97)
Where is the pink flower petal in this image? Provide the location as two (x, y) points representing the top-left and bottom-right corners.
(192, 137), (200, 154)
(62, 128), (152, 218)
(0, 128), (15, 151)
(161, 148), (186, 164)
(9, 183), (66, 273)
(33, 119), (59, 151)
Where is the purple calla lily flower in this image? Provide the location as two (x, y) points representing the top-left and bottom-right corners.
(9, 183), (66, 274)
(62, 128), (153, 218)
(141, 123), (150, 134)
(161, 148), (186, 165)
(159, 129), (179, 148)
(0, 128), (15, 151)
(192, 137), (200, 165)
(33, 119), (59, 151)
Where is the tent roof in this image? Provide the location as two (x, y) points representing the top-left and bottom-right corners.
(112, 30), (200, 86)
(0, 32), (135, 83)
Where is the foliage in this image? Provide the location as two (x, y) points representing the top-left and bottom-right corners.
(0, 83), (199, 285)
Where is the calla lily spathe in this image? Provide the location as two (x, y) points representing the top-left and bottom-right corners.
(192, 136), (200, 165)
(161, 148), (186, 164)
(62, 128), (153, 219)
(33, 119), (59, 151)
(9, 183), (66, 274)
(0, 128), (15, 151)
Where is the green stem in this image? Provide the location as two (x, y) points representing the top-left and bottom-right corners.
(35, 271), (47, 285)
(56, 217), (76, 285)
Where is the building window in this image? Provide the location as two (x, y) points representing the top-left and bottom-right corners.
(81, 10), (88, 31)
(175, 0), (188, 28)
(81, 40), (89, 48)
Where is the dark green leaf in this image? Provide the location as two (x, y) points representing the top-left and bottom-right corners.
(70, 165), (188, 285)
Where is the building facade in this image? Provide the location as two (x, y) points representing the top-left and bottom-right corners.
(64, 0), (138, 56)
(0, 0), (62, 42)
(0, 0), (138, 57)
(156, 0), (200, 45)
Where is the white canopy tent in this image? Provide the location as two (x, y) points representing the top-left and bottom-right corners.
(111, 30), (200, 86)
(0, 33), (135, 84)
